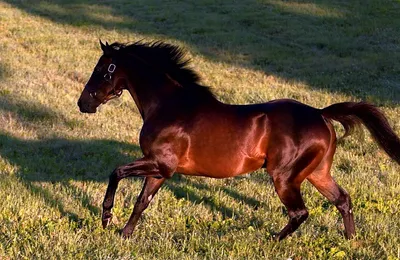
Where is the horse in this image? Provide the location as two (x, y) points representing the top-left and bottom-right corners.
(77, 40), (400, 240)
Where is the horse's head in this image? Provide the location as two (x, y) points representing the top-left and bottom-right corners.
(77, 41), (126, 113)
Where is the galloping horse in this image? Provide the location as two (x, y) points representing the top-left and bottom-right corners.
(78, 41), (400, 240)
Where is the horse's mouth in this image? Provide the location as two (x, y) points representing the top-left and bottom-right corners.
(80, 109), (97, 114)
(79, 107), (97, 113)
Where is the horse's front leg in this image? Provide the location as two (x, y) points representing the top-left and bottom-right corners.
(121, 177), (165, 238)
(101, 157), (171, 229)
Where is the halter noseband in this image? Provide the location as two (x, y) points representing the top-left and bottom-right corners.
(89, 63), (123, 104)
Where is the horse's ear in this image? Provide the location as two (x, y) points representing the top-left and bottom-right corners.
(100, 40), (113, 56)
(100, 40), (106, 52)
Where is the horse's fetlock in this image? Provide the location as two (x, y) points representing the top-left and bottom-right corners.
(290, 209), (308, 223)
(103, 199), (113, 210)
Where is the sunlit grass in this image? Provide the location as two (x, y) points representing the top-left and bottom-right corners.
(0, 0), (400, 259)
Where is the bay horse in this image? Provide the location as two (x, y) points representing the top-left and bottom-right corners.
(77, 40), (400, 240)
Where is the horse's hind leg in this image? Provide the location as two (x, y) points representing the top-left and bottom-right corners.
(270, 146), (325, 240)
(272, 180), (309, 240)
(307, 164), (355, 239)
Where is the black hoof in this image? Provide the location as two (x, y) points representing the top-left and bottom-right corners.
(102, 211), (113, 228)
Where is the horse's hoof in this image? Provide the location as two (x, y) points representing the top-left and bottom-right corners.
(271, 234), (280, 241)
(121, 228), (133, 239)
(102, 212), (113, 228)
(270, 232), (283, 241)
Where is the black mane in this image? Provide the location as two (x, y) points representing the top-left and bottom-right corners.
(107, 41), (204, 87)
(104, 41), (216, 99)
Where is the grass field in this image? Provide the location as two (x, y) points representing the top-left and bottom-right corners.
(1, 0), (400, 259)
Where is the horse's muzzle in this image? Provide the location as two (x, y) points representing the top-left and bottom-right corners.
(77, 99), (97, 113)
(77, 88), (99, 113)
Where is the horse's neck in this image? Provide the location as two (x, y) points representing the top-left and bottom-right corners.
(127, 77), (220, 121)
(127, 87), (145, 119)
(126, 78), (177, 120)
(126, 88), (157, 121)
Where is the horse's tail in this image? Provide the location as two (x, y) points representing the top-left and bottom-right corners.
(321, 102), (400, 164)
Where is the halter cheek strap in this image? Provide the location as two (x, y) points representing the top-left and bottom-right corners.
(104, 63), (116, 82)
(89, 62), (123, 104)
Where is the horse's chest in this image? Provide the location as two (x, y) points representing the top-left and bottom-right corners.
(139, 124), (188, 157)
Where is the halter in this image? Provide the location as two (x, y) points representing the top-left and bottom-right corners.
(89, 62), (123, 104)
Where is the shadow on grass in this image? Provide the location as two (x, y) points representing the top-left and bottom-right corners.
(4, 0), (400, 103)
(0, 95), (77, 129)
(0, 60), (81, 131)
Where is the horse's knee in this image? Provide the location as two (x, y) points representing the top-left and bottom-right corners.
(110, 167), (124, 181)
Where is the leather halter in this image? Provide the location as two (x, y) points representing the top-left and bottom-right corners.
(89, 63), (123, 104)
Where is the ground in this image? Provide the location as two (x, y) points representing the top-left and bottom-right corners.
(0, 0), (399, 259)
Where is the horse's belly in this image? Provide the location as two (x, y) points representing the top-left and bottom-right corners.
(177, 154), (265, 178)
(176, 112), (269, 178)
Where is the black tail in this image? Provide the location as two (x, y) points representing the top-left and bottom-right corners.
(322, 102), (400, 164)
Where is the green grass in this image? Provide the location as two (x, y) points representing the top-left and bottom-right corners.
(0, 0), (400, 259)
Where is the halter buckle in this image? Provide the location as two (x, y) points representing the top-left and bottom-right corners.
(108, 64), (116, 73)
